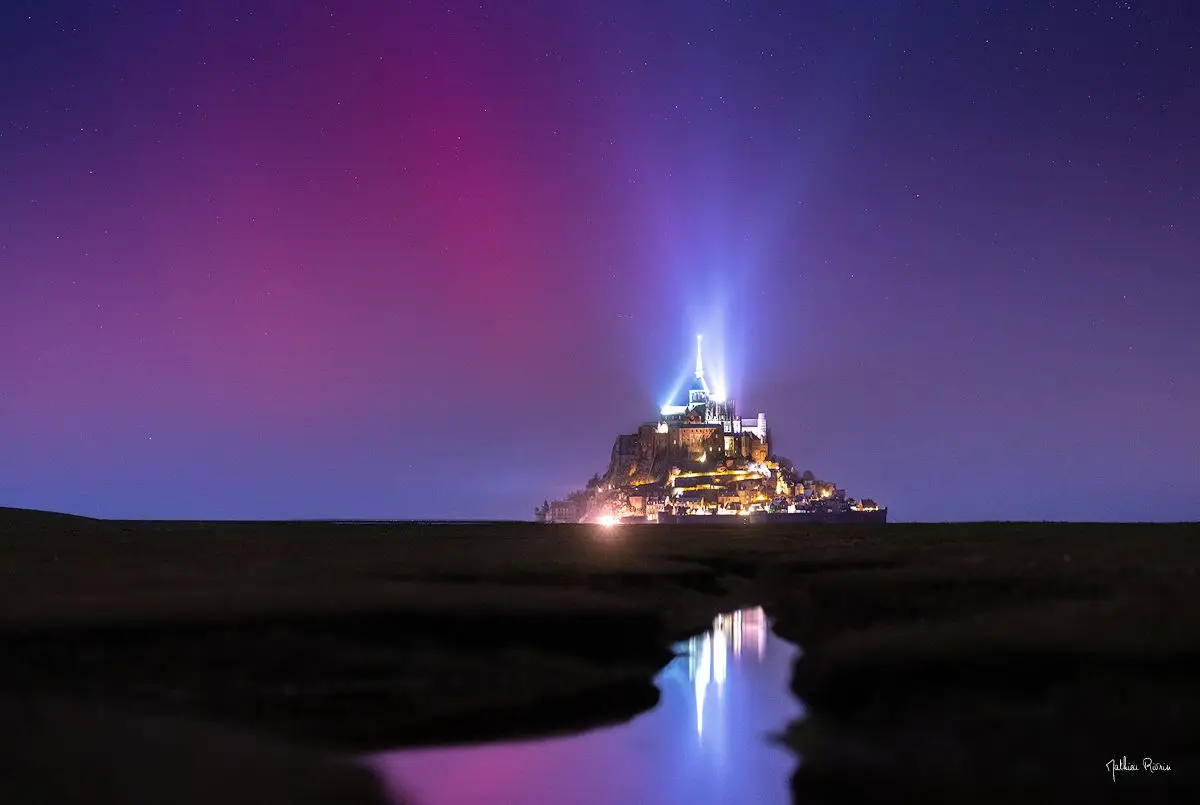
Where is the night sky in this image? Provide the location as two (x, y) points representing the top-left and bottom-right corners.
(2, 2), (1197, 521)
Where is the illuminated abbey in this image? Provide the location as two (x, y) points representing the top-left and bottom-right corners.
(653, 334), (769, 460)
(537, 336), (886, 524)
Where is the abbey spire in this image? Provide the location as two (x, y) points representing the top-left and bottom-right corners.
(694, 333), (710, 395)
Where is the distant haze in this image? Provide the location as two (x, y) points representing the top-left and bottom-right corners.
(2, 2), (1197, 521)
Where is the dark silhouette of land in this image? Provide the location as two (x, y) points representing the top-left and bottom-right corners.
(1, 506), (1196, 802)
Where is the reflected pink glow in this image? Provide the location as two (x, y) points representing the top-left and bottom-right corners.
(371, 607), (801, 805)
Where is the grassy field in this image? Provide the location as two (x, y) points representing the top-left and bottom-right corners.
(2, 507), (1196, 801)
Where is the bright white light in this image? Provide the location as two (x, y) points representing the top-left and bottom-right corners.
(694, 632), (711, 737)
(596, 515), (619, 527)
(713, 623), (727, 686)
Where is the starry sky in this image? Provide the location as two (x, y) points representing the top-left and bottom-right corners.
(2, 1), (1197, 522)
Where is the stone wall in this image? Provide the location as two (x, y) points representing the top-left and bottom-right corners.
(679, 425), (721, 458)
(739, 432), (769, 462)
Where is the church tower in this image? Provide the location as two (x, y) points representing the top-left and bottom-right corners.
(687, 334), (711, 408)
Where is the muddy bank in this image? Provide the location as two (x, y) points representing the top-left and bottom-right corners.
(2, 510), (1198, 799)
(0, 696), (394, 805)
(766, 522), (1200, 802)
(0, 615), (673, 751)
(0, 514), (766, 750)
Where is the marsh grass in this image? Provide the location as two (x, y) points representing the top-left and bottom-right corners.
(2, 508), (1197, 798)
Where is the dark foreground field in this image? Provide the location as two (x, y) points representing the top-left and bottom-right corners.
(1, 507), (1197, 802)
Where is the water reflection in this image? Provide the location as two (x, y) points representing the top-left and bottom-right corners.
(680, 608), (768, 738)
(371, 607), (802, 805)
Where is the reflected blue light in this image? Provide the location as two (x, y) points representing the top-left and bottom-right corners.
(372, 607), (802, 805)
(675, 607), (770, 740)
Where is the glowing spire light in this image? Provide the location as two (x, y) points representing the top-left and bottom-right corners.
(695, 333), (711, 395)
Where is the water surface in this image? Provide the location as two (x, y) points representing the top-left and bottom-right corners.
(372, 607), (802, 805)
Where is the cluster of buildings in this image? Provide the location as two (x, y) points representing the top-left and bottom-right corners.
(537, 335), (885, 525)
